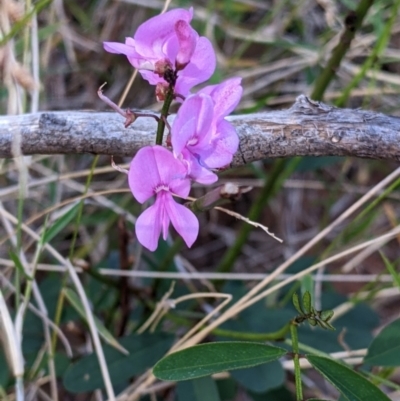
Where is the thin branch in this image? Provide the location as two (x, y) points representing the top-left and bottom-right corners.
(1, 95), (400, 162)
(310, 0), (374, 101)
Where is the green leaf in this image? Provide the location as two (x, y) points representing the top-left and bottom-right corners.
(230, 360), (284, 393)
(302, 291), (312, 314)
(153, 342), (287, 382)
(320, 310), (334, 322)
(9, 251), (32, 280)
(63, 333), (174, 393)
(380, 252), (400, 288)
(42, 203), (80, 244)
(248, 385), (295, 401)
(216, 378), (237, 401)
(0, 349), (10, 388)
(292, 293), (303, 315)
(177, 377), (221, 401)
(364, 318), (400, 366)
(298, 292), (379, 354)
(307, 355), (391, 401)
(0, 0), (52, 46)
(63, 288), (127, 354)
(43, 352), (70, 378)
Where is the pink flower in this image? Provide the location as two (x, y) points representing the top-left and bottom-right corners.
(197, 77), (243, 168)
(171, 77), (243, 183)
(103, 8), (216, 97)
(129, 145), (199, 251)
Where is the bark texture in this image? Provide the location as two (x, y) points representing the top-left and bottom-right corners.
(1, 95), (400, 165)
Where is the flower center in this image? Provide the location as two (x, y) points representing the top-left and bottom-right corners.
(155, 184), (170, 194)
(188, 136), (198, 146)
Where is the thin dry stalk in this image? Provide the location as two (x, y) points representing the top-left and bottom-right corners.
(2, 259), (396, 284)
(65, 259), (116, 401)
(232, 167), (400, 309)
(0, 201), (58, 401)
(0, 290), (24, 382)
(0, 274), (72, 356)
(244, 224), (400, 312)
(136, 282), (175, 334)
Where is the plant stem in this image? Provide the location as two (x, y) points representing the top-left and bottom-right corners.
(311, 0), (374, 101)
(290, 322), (303, 401)
(335, 0), (400, 107)
(212, 323), (291, 341)
(155, 88), (174, 145)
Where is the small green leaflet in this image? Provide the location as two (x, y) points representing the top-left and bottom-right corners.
(153, 341), (286, 381)
(365, 318), (400, 366)
(307, 355), (391, 401)
(42, 203), (80, 244)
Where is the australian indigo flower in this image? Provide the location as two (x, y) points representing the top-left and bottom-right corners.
(103, 8), (216, 97)
(129, 146), (199, 251)
(104, 8), (242, 251)
(171, 77), (243, 184)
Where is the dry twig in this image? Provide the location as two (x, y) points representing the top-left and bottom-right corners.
(1, 95), (400, 162)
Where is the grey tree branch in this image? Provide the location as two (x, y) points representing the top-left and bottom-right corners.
(1, 95), (400, 164)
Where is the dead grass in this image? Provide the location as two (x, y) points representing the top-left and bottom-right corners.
(1, 0), (400, 400)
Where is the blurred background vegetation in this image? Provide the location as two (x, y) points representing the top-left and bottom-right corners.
(1, 0), (400, 400)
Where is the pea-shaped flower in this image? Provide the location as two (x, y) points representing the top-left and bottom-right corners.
(104, 8), (216, 97)
(129, 145), (199, 251)
(171, 77), (242, 184)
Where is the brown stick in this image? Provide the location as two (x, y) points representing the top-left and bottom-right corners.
(1, 95), (400, 164)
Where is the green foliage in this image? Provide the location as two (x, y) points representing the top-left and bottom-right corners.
(365, 318), (400, 366)
(63, 288), (127, 353)
(381, 252), (400, 288)
(307, 355), (391, 401)
(0, 351), (10, 389)
(0, 0), (52, 46)
(176, 377), (221, 401)
(249, 386), (295, 401)
(292, 291), (335, 330)
(9, 250), (32, 280)
(63, 333), (174, 393)
(229, 360), (284, 393)
(42, 203), (80, 244)
(215, 377), (237, 401)
(153, 342), (286, 382)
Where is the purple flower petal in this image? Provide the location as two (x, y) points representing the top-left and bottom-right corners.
(179, 149), (218, 184)
(189, 161), (218, 184)
(139, 70), (166, 86)
(103, 41), (134, 55)
(164, 193), (199, 247)
(129, 147), (161, 203)
(202, 120), (239, 168)
(104, 8), (215, 96)
(135, 200), (163, 251)
(136, 189), (198, 250)
(129, 146), (189, 203)
(199, 77), (243, 120)
(174, 37), (216, 96)
(171, 94), (214, 155)
(103, 39), (153, 71)
(172, 116), (197, 156)
(175, 20), (198, 68)
(133, 8), (192, 60)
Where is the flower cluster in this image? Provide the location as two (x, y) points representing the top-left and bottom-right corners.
(104, 8), (242, 251)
